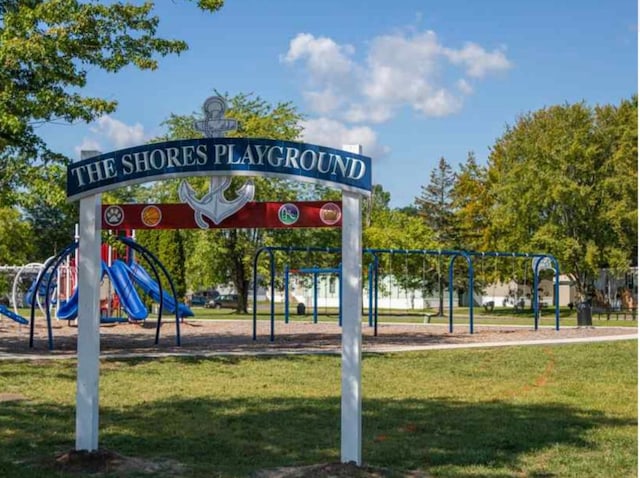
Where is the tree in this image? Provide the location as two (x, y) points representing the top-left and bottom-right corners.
(20, 163), (78, 259)
(364, 208), (438, 308)
(415, 157), (457, 246)
(156, 229), (187, 300)
(451, 151), (488, 251)
(0, 207), (36, 299)
(415, 157), (456, 314)
(151, 93), (306, 313)
(0, 0), (224, 204)
(363, 184), (391, 227)
(0, 207), (35, 265)
(485, 97), (637, 301)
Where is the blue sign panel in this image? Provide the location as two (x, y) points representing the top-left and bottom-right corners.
(66, 138), (372, 201)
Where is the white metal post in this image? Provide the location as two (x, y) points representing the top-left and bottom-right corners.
(340, 144), (363, 464)
(75, 151), (102, 451)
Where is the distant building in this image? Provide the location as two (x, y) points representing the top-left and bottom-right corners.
(260, 267), (638, 312)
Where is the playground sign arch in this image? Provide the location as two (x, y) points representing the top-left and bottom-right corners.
(67, 137), (371, 201)
(67, 96), (371, 465)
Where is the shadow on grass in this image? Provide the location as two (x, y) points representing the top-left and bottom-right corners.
(0, 390), (633, 477)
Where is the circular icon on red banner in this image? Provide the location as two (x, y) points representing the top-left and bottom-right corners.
(104, 205), (124, 227)
(319, 203), (341, 225)
(141, 205), (162, 227)
(278, 203), (300, 226)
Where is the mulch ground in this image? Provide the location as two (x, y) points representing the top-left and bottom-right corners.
(0, 317), (635, 357)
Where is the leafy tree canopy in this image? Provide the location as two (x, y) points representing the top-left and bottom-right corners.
(0, 0), (224, 203)
(486, 96), (637, 298)
(136, 92), (311, 312)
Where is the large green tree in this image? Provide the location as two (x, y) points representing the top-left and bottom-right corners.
(0, 0), (224, 204)
(0, 207), (35, 265)
(415, 157), (457, 245)
(415, 157), (456, 314)
(20, 163), (78, 258)
(364, 207), (438, 305)
(451, 151), (488, 251)
(141, 93), (308, 313)
(486, 97), (637, 300)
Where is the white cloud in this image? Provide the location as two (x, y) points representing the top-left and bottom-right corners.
(74, 138), (102, 158)
(301, 117), (389, 159)
(344, 103), (394, 124)
(283, 29), (511, 123)
(92, 115), (146, 149)
(414, 88), (463, 116)
(443, 42), (511, 78)
(304, 89), (343, 115)
(282, 33), (356, 82)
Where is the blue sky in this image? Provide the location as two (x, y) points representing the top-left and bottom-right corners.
(40, 0), (637, 208)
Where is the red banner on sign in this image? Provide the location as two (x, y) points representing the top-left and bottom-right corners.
(101, 201), (342, 230)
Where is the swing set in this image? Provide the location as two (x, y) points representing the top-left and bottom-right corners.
(252, 246), (560, 342)
(471, 251), (560, 330)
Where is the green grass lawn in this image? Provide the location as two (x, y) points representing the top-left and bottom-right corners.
(0, 340), (636, 477)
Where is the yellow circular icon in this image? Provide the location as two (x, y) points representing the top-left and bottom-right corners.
(141, 206), (162, 227)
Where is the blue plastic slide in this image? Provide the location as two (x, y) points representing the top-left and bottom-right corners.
(0, 304), (29, 325)
(125, 261), (194, 318)
(56, 287), (79, 320)
(107, 260), (149, 321)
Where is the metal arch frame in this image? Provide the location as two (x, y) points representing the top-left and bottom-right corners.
(252, 246), (561, 338)
(117, 236), (182, 346)
(252, 246), (475, 338)
(252, 245), (341, 341)
(465, 251), (561, 331)
(29, 241), (78, 349)
(366, 248), (474, 334)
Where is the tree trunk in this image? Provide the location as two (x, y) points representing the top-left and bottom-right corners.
(232, 255), (249, 314)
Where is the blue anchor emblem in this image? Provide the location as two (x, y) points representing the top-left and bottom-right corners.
(178, 96), (254, 228)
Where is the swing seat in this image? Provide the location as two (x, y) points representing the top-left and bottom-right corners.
(423, 312), (436, 324)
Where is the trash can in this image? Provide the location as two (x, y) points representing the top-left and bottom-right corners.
(576, 301), (592, 326)
(296, 302), (306, 315)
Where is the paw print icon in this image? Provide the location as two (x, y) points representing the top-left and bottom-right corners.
(104, 206), (124, 227)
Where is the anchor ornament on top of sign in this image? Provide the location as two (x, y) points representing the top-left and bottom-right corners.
(178, 96), (255, 228)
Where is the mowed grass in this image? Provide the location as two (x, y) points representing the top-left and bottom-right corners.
(0, 340), (636, 477)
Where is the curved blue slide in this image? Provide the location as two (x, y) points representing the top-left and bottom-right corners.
(52, 260), (190, 322)
(107, 261), (149, 321)
(56, 263), (148, 321)
(56, 287), (79, 320)
(0, 304), (29, 325)
(126, 261), (194, 318)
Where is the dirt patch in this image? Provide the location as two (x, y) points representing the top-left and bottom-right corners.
(52, 452), (422, 477)
(0, 392), (27, 402)
(251, 461), (428, 477)
(54, 448), (185, 476)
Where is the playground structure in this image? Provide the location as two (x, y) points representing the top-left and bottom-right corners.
(253, 246), (561, 341)
(0, 234), (194, 350)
